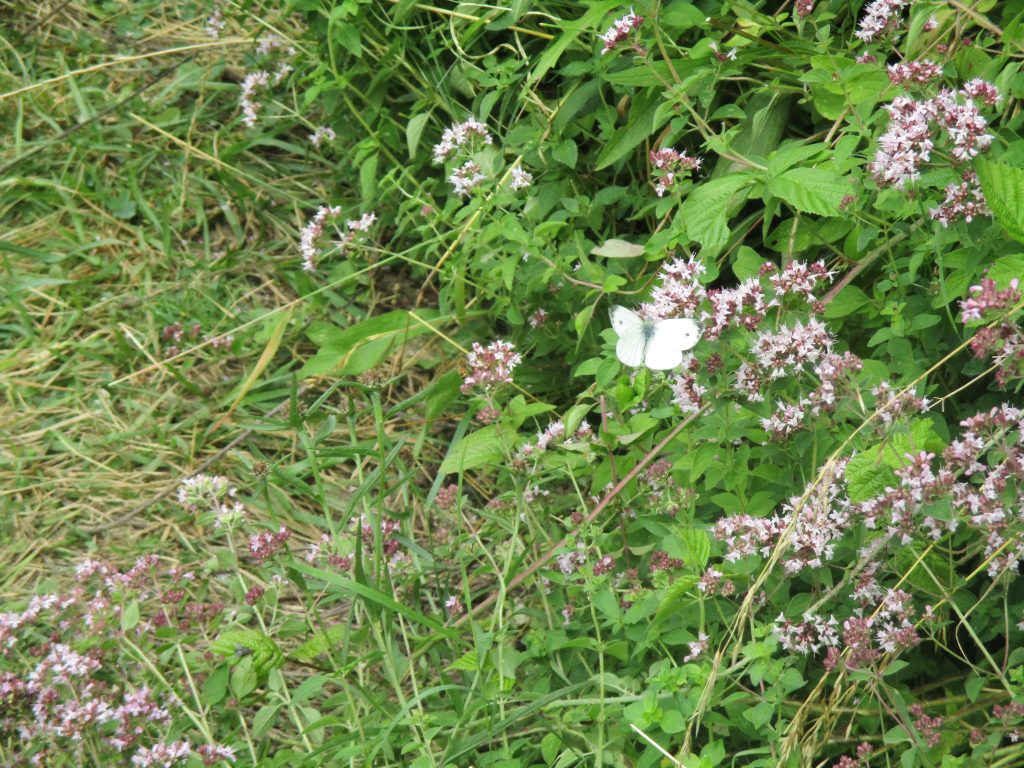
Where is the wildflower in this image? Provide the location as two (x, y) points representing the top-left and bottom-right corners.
(309, 125), (336, 148)
(131, 741), (192, 767)
(934, 87), (994, 162)
(768, 259), (833, 305)
(197, 745), (237, 765)
(205, 5), (225, 38)
(856, 52), (878, 64)
(855, 0), (907, 43)
(444, 595), (464, 619)
(435, 484), (459, 511)
(774, 611), (840, 655)
(593, 554), (616, 576)
(449, 161), (487, 197)
(461, 340), (522, 393)
(239, 70), (269, 128)
(649, 551), (684, 572)
(909, 704), (944, 747)
(432, 118), (493, 163)
(962, 78), (1001, 107)
(708, 41), (737, 61)
(959, 277), (1021, 323)
(641, 253), (707, 320)
(528, 308), (547, 328)
(178, 474), (235, 513)
(669, 369), (706, 415)
(299, 205), (342, 272)
(887, 59), (943, 86)
(248, 527), (291, 563)
(751, 318), (834, 379)
(649, 147), (702, 197)
(697, 567), (723, 593)
(683, 632), (709, 662)
(509, 166), (533, 191)
(870, 96), (937, 188)
(556, 545), (587, 576)
(795, 0), (814, 17)
(600, 10), (643, 54)
(930, 170), (990, 226)
(922, 16), (938, 32)
(244, 585), (265, 605)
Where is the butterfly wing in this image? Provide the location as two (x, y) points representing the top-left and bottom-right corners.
(643, 318), (702, 370)
(609, 306), (647, 367)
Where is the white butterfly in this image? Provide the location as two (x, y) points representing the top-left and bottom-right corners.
(609, 305), (701, 370)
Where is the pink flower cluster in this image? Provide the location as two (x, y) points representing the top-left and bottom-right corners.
(774, 611), (839, 655)
(871, 81), (998, 188)
(600, 10), (644, 54)
(299, 206), (376, 272)
(449, 161), (487, 197)
(930, 170), (990, 226)
(795, 0), (814, 18)
(432, 118), (493, 163)
(854, 0), (907, 43)
(248, 526), (291, 563)
(309, 125), (336, 148)
(960, 277), (1021, 323)
(461, 340), (522, 393)
(887, 59), (943, 86)
(177, 473), (235, 513)
(649, 147), (702, 197)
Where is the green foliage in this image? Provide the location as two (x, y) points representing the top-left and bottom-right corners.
(4, 0), (1024, 767)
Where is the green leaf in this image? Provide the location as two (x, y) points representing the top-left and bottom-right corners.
(974, 156), (1024, 243)
(406, 113), (430, 158)
(541, 733), (561, 765)
(293, 563), (449, 633)
(590, 238), (645, 258)
(210, 629), (284, 677)
(552, 139), (578, 168)
(595, 94), (672, 170)
(824, 285), (871, 318)
(732, 246), (764, 280)
(769, 167), (849, 216)
(439, 425), (512, 474)
(681, 174), (755, 253)
(987, 253), (1024, 289)
(679, 528), (711, 569)
(300, 310), (439, 378)
(446, 650), (479, 672)
(253, 703), (282, 738)
(121, 600), (140, 632)
(655, 576), (699, 622)
(529, 1), (620, 84)
(201, 664), (229, 706)
(230, 656), (258, 699)
(659, 1), (705, 31)
(292, 624), (346, 662)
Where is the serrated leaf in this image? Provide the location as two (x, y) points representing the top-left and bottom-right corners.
(439, 425), (512, 474)
(975, 157), (1024, 243)
(230, 656), (258, 699)
(446, 650), (479, 672)
(987, 253), (1024, 289)
(824, 285), (871, 318)
(769, 167), (849, 216)
(590, 238), (645, 258)
(679, 528), (711, 569)
(655, 576), (699, 622)
(292, 624), (346, 662)
(681, 174), (755, 253)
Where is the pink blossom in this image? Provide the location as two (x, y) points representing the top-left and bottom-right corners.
(855, 0), (907, 43)
(959, 277), (1021, 323)
(239, 71), (269, 128)
(930, 170), (990, 226)
(461, 340), (522, 393)
(432, 118), (493, 163)
(795, 0), (814, 17)
(774, 611), (839, 655)
(197, 744), (237, 765)
(248, 526), (291, 563)
(299, 205), (342, 272)
(131, 741), (191, 767)
(309, 125), (336, 147)
(510, 166), (533, 191)
(600, 10), (644, 54)
(449, 161), (487, 197)
(887, 59), (943, 86)
(649, 147), (702, 197)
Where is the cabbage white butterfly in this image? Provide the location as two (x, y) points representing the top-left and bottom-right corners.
(609, 305), (701, 370)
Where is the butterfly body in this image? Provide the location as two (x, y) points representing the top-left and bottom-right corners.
(609, 305), (700, 370)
